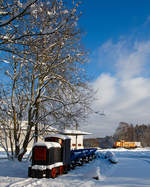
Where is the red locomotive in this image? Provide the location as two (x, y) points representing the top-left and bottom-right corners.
(28, 134), (97, 178)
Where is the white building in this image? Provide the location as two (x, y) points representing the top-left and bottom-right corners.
(60, 129), (91, 150)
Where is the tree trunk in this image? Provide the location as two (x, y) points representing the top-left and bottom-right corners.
(18, 125), (32, 161)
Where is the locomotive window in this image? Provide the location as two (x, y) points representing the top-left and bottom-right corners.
(51, 137), (57, 142)
(45, 137), (63, 145)
(45, 137), (58, 142)
(54, 148), (62, 162)
(34, 147), (47, 161)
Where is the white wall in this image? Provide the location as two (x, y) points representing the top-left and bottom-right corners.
(67, 135), (84, 150)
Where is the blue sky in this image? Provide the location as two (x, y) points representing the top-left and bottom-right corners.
(79, 1), (150, 137)
(80, 0), (150, 79)
(81, 0), (150, 49)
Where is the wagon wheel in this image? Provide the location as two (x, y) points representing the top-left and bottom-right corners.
(37, 170), (43, 178)
(86, 156), (89, 163)
(51, 168), (57, 178)
(63, 165), (69, 174)
(59, 166), (64, 175)
(46, 169), (51, 178)
(28, 167), (31, 177)
(31, 170), (36, 178)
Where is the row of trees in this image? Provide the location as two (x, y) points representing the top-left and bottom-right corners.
(114, 122), (150, 147)
(85, 122), (150, 148)
(0, 0), (93, 161)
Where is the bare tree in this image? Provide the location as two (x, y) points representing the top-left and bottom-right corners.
(0, 0), (93, 161)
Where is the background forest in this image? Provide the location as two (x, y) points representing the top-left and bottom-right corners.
(84, 122), (150, 148)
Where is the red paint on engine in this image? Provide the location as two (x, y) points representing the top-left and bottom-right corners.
(34, 147), (47, 161)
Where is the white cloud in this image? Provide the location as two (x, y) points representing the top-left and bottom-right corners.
(83, 39), (150, 138)
(143, 15), (150, 26)
(116, 41), (150, 79)
(92, 73), (117, 106)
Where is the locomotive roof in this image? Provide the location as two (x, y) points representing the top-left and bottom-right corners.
(44, 134), (70, 140)
(33, 141), (61, 149)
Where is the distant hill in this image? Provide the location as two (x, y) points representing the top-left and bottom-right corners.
(84, 122), (150, 148)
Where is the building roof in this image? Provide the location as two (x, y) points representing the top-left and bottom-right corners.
(61, 129), (91, 135)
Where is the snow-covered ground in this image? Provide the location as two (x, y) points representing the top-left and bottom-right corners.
(1, 148), (150, 187)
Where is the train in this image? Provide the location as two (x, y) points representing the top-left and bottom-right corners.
(113, 140), (141, 149)
(28, 134), (97, 178)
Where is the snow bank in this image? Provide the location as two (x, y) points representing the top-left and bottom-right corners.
(96, 150), (118, 164)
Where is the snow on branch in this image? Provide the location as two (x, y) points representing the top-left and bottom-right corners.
(0, 0), (38, 27)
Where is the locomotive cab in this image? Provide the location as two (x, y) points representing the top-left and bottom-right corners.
(44, 134), (71, 171)
(32, 142), (62, 166)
